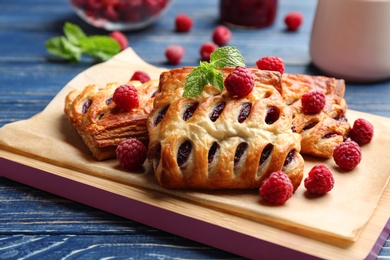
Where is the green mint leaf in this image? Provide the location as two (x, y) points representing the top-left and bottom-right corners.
(183, 46), (246, 98)
(45, 22), (121, 63)
(79, 35), (121, 62)
(64, 22), (87, 46)
(210, 46), (245, 68)
(45, 36), (81, 62)
(183, 66), (209, 98)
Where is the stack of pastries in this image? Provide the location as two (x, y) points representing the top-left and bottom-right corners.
(64, 67), (350, 190)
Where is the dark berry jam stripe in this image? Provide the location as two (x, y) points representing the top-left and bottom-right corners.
(234, 142), (248, 166)
(82, 99), (92, 114)
(182, 102), (199, 122)
(208, 142), (220, 165)
(303, 121), (318, 131)
(209, 101), (226, 122)
(238, 102), (252, 123)
(322, 133), (338, 139)
(259, 144), (273, 165)
(284, 150), (295, 167)
(105, 97), (113, 106)
(265, 106), (280, 125)
(153, 106), (169, 126)
(150, 90), (158, 98)
(177, 141), (192, 168)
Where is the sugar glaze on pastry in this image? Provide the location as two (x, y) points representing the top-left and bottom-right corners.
(147, 67), (304, 190)
(64, 80), (159, 160)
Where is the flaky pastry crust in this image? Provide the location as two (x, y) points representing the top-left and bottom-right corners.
(282, 74), (351, 158)
(147, 67), (304, 190)
(64, 80), (159, 160)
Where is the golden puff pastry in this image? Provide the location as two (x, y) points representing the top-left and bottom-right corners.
(64, 80), (159, 160)
(282, 74), (351, 158)
(147, 67), (304, 190)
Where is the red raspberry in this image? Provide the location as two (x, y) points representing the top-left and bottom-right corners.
(301, 90), (326, 114)
(304, 165), (335, 195)
(333, 141), (362, 171)
(116, 138), (147, 171)
(175, 13), (193, 32)
(259, 171), (294, 205)
(284, 11), (303, 31)
(165, 45), (185, 65)
(113, 84), (139, 111)
(199, 42), (218, 62)
(224, 66), (254, 98)
(349, 118), (374, 145)
(256, 56), (285, 74)
(212, 25), (232, 46)
(130, 71), (151, 83)
(109, 31), (128, 51)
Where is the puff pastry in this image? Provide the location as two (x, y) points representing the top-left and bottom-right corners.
(147, 67), (304, 190)
(64, 80), (159, 160)
(282, 74), (351, 158)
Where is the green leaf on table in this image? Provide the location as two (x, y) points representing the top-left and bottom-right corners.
(45, 22), (121, 63)
(63, 22), (87, 45)
(183, 46), (245, 98)
(80, 36), (121, 61)
(45, 36), (81, 63)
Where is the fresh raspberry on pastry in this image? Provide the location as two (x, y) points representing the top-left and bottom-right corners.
(147, 67), (304, 190)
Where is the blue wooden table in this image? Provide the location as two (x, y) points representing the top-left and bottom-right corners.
(1, 0), (389, 259)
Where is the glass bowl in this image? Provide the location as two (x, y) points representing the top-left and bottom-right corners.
(69, 0), (173, 31)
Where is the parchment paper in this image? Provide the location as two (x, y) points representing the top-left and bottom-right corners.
(1, 48), (389, 244)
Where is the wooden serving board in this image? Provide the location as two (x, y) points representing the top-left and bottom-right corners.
(1, 147), (389, 260)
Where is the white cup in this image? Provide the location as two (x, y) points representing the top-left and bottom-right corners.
(310, 0), (390, 82)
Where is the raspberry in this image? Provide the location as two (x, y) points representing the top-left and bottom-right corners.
(212, 25), (232, 46)
(116, 138), (147, 171)
(165, 45), (185, 65)
(349, 118), (374, 145)
(284, 11), (303, 31)
(109, 31), (128, 51)
(304, 165), (335, 195)
(175, 13), (193, 32)
(113, 84), (139, 111)
(130, 71), (151, 83)
(333, 141), (362, 171)
(301, 90), (326, 114)
(256, 56), (285, 74)
(199, 42), (218, 62)
(259, 171), (294, 205)
(224, 66), (254, 98)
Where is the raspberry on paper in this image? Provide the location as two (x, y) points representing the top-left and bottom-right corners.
(333, 141), (362, 171)
(259, 171), (294, 205)
(349, 118), (374, 145)
(175, 13), (193, 32)
(165, 45), (185, 65)
(116, 138), (147, 171)
(284, 11), (303, 31)
(130, 71), (151, 83)
(224, 66), (254, 98)
(304, 165), (335, 195)
(301, 90), (326, 114)
(113, 84), (139, 111)
(256, 56), (285, 74)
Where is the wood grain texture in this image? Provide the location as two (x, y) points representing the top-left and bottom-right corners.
(0, 0), (389, 259)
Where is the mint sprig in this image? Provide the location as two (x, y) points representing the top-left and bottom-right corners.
(183, 46), (245, 98)
(45, 22), (121, 63)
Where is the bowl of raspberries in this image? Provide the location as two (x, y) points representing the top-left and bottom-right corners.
(69, 0), (173, 31)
